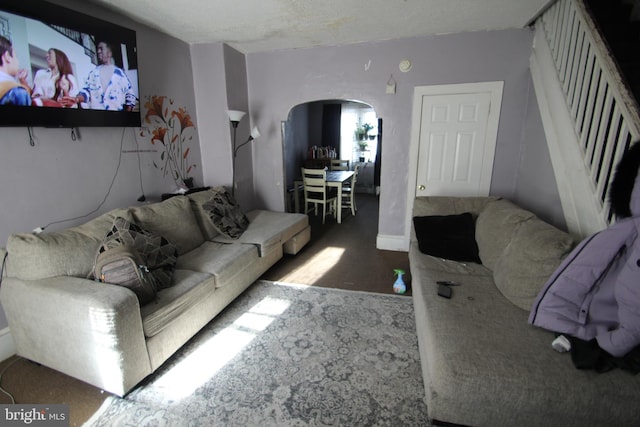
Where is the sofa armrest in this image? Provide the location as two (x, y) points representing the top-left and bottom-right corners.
(0, 276), (152, 396)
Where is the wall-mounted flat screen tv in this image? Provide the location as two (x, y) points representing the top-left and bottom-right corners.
(0, 0), (141, 127)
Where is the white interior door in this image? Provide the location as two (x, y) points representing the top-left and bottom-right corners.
(404, 82), (503, 248)
(416, 92), (492, 197)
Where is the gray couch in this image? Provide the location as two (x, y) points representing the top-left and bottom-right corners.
(0, 187), (310, 396)
(409, 196), (640, 426)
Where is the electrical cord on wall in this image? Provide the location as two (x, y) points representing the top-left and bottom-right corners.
(33, 127), (126, 234)
(0, 357), (20, 404)
(27, 127), (35, 147)
(0, 252), (6, 288)
(134, 129), (146, 202)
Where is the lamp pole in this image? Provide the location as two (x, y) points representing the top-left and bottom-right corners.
(230, 120), (240, 196)
(227, 111), (259, 197)
(228, 110), (245, 196)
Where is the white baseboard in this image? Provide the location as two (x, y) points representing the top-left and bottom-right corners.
(376, 234), (409, 252)
(0, 327), (16, 362)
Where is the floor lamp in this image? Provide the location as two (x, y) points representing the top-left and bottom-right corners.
(228, 110), (260, 196)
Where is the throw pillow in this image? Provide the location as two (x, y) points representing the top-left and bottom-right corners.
(130, 196), (204, 255)
(475, 198), (535, 270)
(493, 218), (574, 311)
(202, 187), (250, 239)
(97, 217), (177, 289)
(187, 188), (223, 240)
(412, 213), (481, 263)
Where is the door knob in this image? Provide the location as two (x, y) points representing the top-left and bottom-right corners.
(418, 185), (425, 191)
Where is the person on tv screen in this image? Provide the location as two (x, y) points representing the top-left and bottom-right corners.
(28, 48), (78, 108)
(64, 40), (135, 111)
(0, 36), (31, 106)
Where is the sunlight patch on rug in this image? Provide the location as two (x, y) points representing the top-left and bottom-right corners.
(151, 294), (293, 401)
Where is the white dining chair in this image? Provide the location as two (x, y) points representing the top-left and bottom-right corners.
(301, 167), (337, 223)
(330, 159), (350, 171)
(341, 164), (359, 216)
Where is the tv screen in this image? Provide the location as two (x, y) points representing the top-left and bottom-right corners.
(0, 0), (141, 127)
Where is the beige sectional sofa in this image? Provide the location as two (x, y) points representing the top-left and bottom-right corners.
(409, 196), (640, 426)
(0, 187), (310, 396)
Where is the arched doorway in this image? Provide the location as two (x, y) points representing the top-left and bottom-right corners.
(282, 99), (381, 213)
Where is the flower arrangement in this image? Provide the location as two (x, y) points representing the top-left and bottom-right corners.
(141, 95), (197, 187)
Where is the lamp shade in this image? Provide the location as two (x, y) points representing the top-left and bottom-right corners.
(250, 126), (261, 140)
(227, 110), (246, 123)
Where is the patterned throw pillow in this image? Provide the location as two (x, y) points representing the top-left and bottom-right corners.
(202, 188), (250, 239)
(96, 217), (178, 289)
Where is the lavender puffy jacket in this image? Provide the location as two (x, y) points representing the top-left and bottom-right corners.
(529, 173), (640, 358)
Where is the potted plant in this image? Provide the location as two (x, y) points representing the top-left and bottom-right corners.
(355, 123), (374, 140)
(358, 140), (368, 162)
(141, 95), (198, 189)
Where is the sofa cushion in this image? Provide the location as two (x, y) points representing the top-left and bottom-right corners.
(140, 269), (214, 337)
(98, 217), (178, 289)
(212, 210), (309, 256)
(71, 208), (134, 240)
(187, 189), (221, 240)
(201, 187), (249, 239)
(493, 218), (574, 311)
(411, 196), (499, 219)
(130, 196), (204, 255)
(283, 225), (311, 255)
(175, 241), (259, 288)
(6, 230), (100, 280)
(475, 199), (535, 270)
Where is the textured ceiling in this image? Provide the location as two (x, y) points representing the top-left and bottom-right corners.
(88, 0), (552, 53)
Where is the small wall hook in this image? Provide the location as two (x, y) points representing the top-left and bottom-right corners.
(386, 74), (397, 94)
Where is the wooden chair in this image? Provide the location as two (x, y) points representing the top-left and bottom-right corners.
(330, 159), (350, 171)
(301, 168), (337, 223)
(341, 164), (359, 216)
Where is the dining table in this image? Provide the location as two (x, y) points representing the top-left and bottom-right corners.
(294, 170), (355, 224)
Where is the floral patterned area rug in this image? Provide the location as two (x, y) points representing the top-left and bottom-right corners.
(84, 280), (430, 426)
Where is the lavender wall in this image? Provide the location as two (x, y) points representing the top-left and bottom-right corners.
(246, 28), (558, 241)
(191, 43), (257, 210)
(224, 45), (254, 210)
(190, 43), (231, 191)
(513, 77), (566, 230)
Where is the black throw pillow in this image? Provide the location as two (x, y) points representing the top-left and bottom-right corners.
(413, 213), (481, 263)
